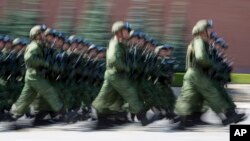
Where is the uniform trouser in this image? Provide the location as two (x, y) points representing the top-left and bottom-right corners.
(79, 82), (92, 109)
(213, 81), (236, 109)
(8, 81), (24, 109)
(154, 83), (176, 110)
(31, 81), (95, 113)
(31, 81), (65, 114)
(138, 79), (159, 110)
(0, 79), (24, 112)
(175, 68), (234, 116)
(92, 73), (143, 114)
(66, 81), (93, 110)
(89, 84), (101, 103)
(192, 80), (236, 114)
(0, 79), (7, 112)
(10, 78), (63, 117)
(137, 78), (176, 110)
(58, 82), (72, 111)
(32, 96), (52, 114)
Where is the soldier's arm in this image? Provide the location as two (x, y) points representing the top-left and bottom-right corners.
(113, 43), (129, 72)
(107, 40), (129, 72)
(194, 39), (212, 68)
(24, 45), (49, 68)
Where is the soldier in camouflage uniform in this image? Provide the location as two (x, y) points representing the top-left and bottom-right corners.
(92, 21), (157, 127)
(9, 25), (64, 123)
(153, 45), (177, 120)
(209, 37), (236, 114)
(0, 35), (5, 51)
(31, 28), (61, 120)
(0, 35), (15, 115)
(0, 35), (7, 115)
(1, 35), (14, 56)
(4, 38), (26, 112)
(174, 20), (246, 130)
(128, 32), (156, 110)
(83, 45), (99, 108)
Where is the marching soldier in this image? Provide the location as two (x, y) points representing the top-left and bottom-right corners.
(8, 25), (65, 123)
(92, 21), (155, 128)
(0, 35), (5, 52)
(153, 44), (177, 120)
(174, 20), (246, 130)
(1, 35), (14, 56)
(96, 47), (106, 60)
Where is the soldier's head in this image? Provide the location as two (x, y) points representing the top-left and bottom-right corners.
(97, 47), (106, 59)
(12, 38), (23, 53)
(55, 32), (65, 50)
(75, 38), (87, 53)
(192, 19), (213, 42)
(40, 24), (47, 32)
(151, 39), (159, 48)
(30, 25), (46, 42)
(68, 35), (78, 51)
(128, 30), (140, 45)
(145, 37), (158, 52)
(0, 35), (5, 51)
(63, 39), (70, 51)
(20, 38), (30, 53)
(3, 35), (14, 50)
(112, 21), (129, 42)
(82, 40), (91, 53)
(155, 44), (174, 57)
(87, 44), (98, 58)
(215, 38), (228, 54)
(122, 22), (132, 40)
(44, 28), (57, 43)
(137, 32), (147, 47)
(52, 30), (60, 46)
(210, 31), (219, 42)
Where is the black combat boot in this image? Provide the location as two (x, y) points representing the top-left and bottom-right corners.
(222, 109), (246, 125)
(63, 110), (79, 123)
(1, 111), (20, 122)
(94, 114), (116, 130)
(136, 110), (159, 126)
(191, 112), (210, 125)
(33, 112), (55, 126)
(171, 115), (194, 130)
(136, 111), (148, 126)
(78, 107), (91, 121)
(130, 113), (136, 122)
(164, 107), (180, 122)
(52, 107), (79, 123)
(0, 112), (20, 131)
(115, 112), (130, 125)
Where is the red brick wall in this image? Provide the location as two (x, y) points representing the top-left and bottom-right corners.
(109, 0), (130, 22)
(186, 0), (250, 73)
(40, 0), (61, 27)
(0, 0), (249, 72)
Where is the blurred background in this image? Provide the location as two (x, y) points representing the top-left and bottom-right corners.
(0, 0), (249, 73)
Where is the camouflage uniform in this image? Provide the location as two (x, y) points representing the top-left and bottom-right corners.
(175, 21), (234, 116)
(10, 26), (63, 117)
(92, 37), (143, 114)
